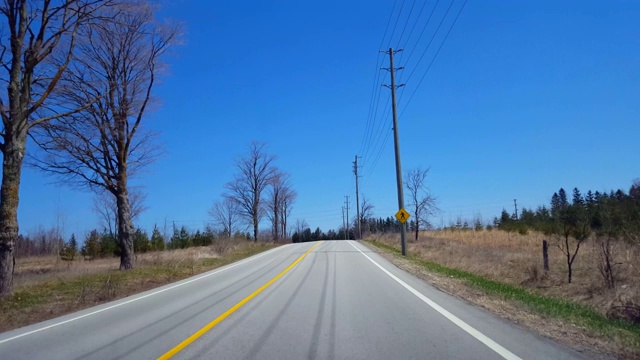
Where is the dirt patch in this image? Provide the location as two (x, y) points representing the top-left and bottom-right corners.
(363, 241), (635, 360)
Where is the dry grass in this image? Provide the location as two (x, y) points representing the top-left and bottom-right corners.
(373, 230), (640, 318)
(0, 240), (277, 333)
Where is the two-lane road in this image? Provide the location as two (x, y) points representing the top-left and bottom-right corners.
(0, 240), (586, 359)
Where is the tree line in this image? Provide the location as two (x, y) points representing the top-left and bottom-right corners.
(495, 180), (640, 286)
(496, 182), (640, 240)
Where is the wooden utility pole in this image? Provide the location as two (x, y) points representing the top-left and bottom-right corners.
(382, 48), (407, 256)
(342, 206), (346, 240)
(345, 196), (350, 240)
(354, 155), (361, 239)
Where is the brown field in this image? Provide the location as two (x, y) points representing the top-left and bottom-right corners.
(0, 240), (278, 333)
(372, 229), (640, 318)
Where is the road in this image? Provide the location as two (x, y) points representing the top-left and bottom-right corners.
(0, 240), (586, 360)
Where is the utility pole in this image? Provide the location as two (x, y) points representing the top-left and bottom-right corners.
(382, 47), (408, 256)
(513, 199), (518, 220)
(341, 206), (346, 240)
(353, 155), (361, 239)
(345, 196), (350, 240)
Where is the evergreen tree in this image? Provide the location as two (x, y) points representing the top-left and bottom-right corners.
(630, 180), (640, 201)
(99, 232), (119, 258)
(551, 192), (560, 214)
(151, 225), (165, 251)
(473, 218), (483, 231)
(69, 234), (78, 257)
(82, 230), (102, 260)
(133, 228), (150, 253)
(558, 188), (568, 207)
(572, 187), (584, 207)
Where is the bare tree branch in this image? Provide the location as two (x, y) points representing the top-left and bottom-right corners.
(225, 141), (277, 242)
(209, 198), (244, 238)
(29, 1), (178, 270)
(0, 0), (119, 296)
(405, 167), (439, 241)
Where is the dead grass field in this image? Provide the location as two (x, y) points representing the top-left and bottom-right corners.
(0, 240), (278, 333)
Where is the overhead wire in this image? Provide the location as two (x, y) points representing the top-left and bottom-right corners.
(359, 0), (399, 163)
(360, 0), (469, 191)
(399, 0), (468, 118)
(395, 0), (417, 48)
(401, 0), (456, 87)
(362, 1), (410, 172)
(397, 0), (442, 71)
(386, 0), (406, 48)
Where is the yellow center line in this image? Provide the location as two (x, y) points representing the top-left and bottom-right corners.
(157, 241), (323, 360)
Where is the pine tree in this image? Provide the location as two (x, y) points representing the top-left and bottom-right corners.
(133, 228), (150, 253)
(551, 192), (560, 213)
(558, 188), (568, 207)
(69, 234), (78, 257)
(474, 218), (483, 231)
(82, 230), (102, 260)
(151, 226), (165, 251)
(572, 188), (584, 207)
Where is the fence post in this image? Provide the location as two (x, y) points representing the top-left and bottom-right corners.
(543, 240), (549, 271)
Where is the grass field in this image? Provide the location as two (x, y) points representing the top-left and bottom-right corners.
(0, 240), (278, 333)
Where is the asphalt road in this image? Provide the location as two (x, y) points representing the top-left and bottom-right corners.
(0, 240), (587, 360)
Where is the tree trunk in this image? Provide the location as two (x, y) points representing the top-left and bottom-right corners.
(282, 205), (287, 240)
(0, 129), (27, 296)
(566, 241), (572, 284)
(253, 217), (258, 243)
(415, 219), (419, 242)
(116, 184), (134, 270)
(273, 208), (279, 241)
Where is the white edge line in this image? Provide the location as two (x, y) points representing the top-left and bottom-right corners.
(0, 244), (290, 345)
(348, 241), (523, 360)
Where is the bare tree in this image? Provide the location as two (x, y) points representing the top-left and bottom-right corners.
(548, 190), (591, 284)
(294, 219), (309, 236)
(225, 141), (277, 242)
(359, 195), (374, 235)
(0, 0), (115, 296)
(267, 171), (295, 241)
(209, 198), (243, 238)
(30, 2), (177, 270)
(93, 187), (148, 236)
(279, 185), (296, 239)
(404, 167), (439, 241)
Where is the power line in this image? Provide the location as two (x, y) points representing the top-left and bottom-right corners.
(399, 0), (468, 118)
(386, 0), (406, 48)
(359, 0), (400, 158)
(364, 1), (443, 170)
(401, 0), (432, 50)
(396, 0), (418, 48)
(401, 0), (456, 86)
(399, 0), (442, 70)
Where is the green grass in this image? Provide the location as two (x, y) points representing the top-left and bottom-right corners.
(0, 243), (277, 332)
(366, 239), (640, 348)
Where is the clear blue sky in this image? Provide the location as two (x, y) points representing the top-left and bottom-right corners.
(18, 0), (640, 239)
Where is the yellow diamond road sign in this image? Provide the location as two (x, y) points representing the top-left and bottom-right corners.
(395, 208), (410, 223)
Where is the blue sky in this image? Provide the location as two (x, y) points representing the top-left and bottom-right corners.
(17, 0), (640, 239)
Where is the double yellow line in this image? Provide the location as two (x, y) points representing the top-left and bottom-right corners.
(158, 241), (323, 359)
